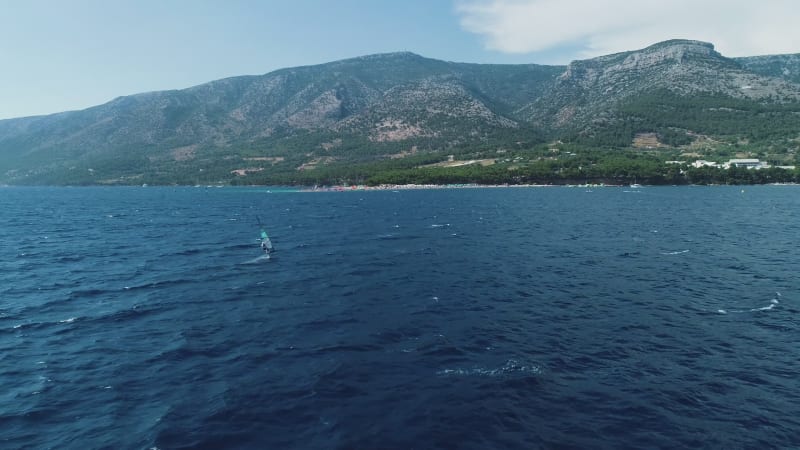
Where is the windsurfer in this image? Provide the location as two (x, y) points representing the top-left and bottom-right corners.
(260, 230), (273, 255)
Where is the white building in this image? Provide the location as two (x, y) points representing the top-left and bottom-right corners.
(725, 159), (769, 169)
(691, 160), (719, 168)
(727, 159), (763, 168)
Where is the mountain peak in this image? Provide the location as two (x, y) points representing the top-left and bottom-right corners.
(343, 51), (425, 63)
(559, 39), (729, 86)
(635, 39), (721, 62)
(577, 39), (721, 67)
(643, 39), (715, 52)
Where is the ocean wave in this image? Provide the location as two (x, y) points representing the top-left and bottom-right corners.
(88, 304), (168, 325)
(4, 316), (85, 333)
(55, 255), (86, 263)
(717, 293), (782, 314)
(307, 343), (384, 355)
(224, 243), (259, 251)
(375, 233), (422, 241)
(120, 278), (198, 292)
(68, 288), (113, 299)
(174, 248), (204, 256)
(437, 359), (543, 378)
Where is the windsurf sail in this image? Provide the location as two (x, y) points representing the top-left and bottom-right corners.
(256, 216), (274, 254)
(260, 229), (274, 253)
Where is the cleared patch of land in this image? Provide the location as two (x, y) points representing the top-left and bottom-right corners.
(423, 158), (496, 168)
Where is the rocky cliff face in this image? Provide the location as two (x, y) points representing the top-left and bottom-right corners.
(558, 40), (722, 87)
(521, 40), (800, 128)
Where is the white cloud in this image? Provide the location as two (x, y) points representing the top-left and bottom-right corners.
(456, 0), (800, 63)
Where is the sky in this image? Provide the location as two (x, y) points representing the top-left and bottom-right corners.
(1, 0), (799, 119)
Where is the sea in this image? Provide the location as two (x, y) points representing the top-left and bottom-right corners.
(1, 185), (798, 449)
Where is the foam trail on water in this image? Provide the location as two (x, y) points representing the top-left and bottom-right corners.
(717, 292), (782, 314)
(242, 254), (271, 264)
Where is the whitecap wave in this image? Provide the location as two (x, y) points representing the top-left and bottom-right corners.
(750, 298), (780, 312)
(437, 359), (542, 378)
(661, 250), (690, 255)
(717, 293), (782, 314)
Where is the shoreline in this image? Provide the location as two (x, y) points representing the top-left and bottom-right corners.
(3, 182), (798, 190)
(298, 183), (617, 192)
(296, 182), (800, 192)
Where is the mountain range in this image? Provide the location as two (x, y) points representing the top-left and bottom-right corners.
(1, 39), (799, 185)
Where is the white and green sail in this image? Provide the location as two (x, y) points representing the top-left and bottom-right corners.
(260, 229), (273, 253)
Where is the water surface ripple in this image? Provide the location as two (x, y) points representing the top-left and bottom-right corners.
(1, 186), (798, 449)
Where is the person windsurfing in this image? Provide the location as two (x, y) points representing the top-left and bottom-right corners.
(260, 229), (273, 255)
(256, 216), (274, 257)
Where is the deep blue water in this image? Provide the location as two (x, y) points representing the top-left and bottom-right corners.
(2, 185), (799, 449)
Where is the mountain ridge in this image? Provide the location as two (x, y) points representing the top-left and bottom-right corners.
(2, 39), (799, 185)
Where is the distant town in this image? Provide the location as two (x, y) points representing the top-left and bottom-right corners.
(688, 159), (796, 170)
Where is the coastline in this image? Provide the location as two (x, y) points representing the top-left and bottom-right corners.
(3, 182), (798, 190)
(297, 182), (799, 192)
(301, 183), (591, 192)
